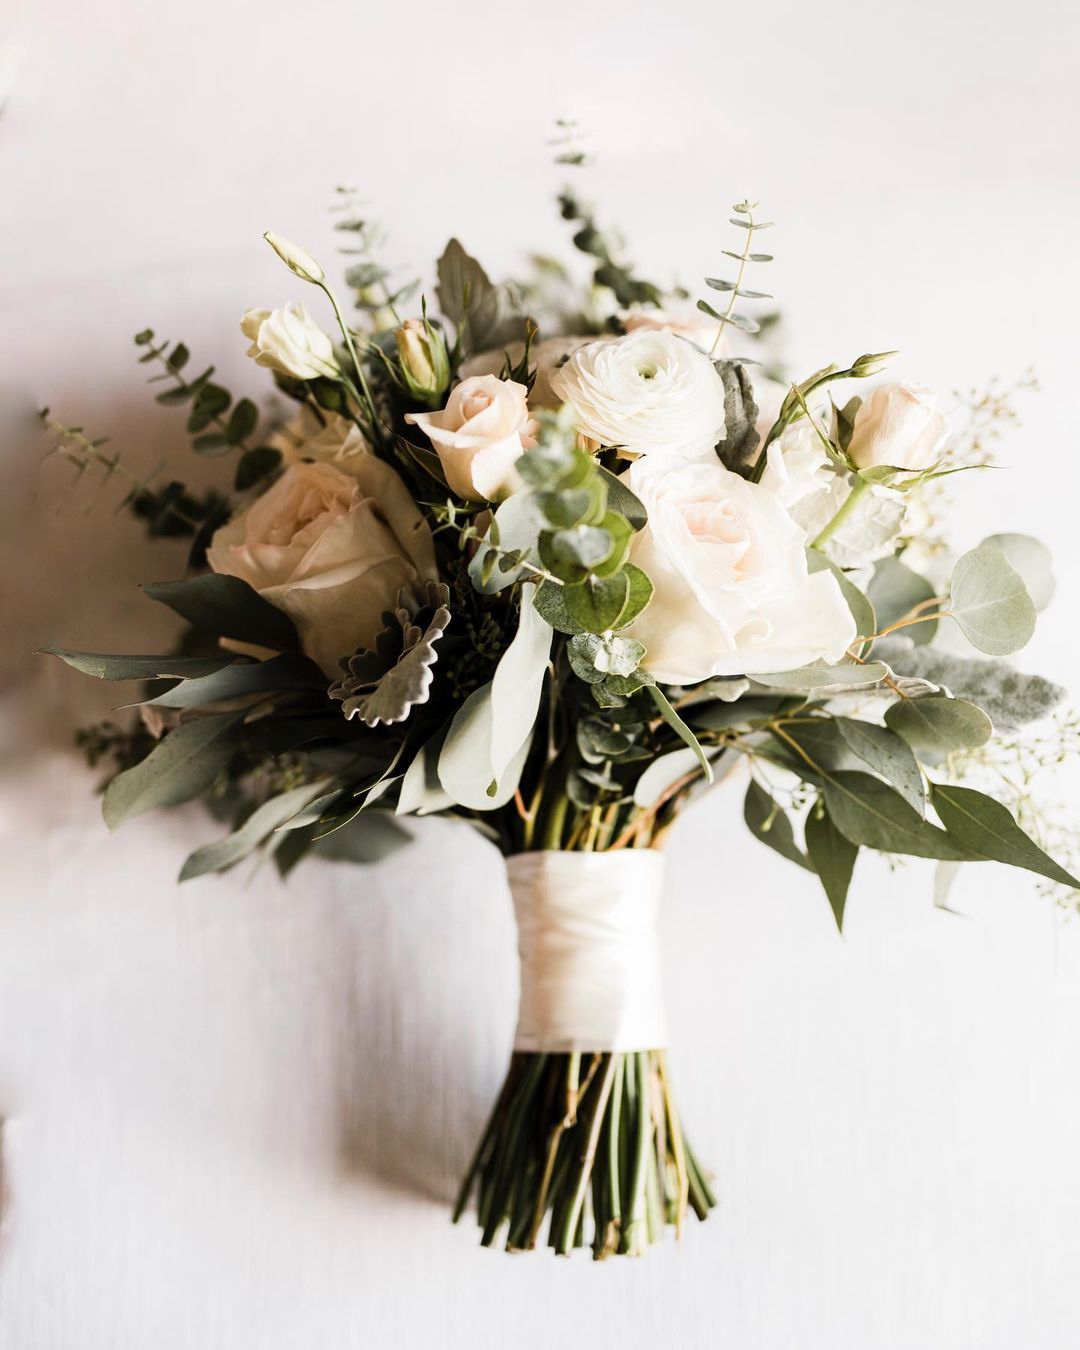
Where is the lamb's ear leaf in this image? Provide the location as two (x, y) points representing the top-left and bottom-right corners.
(713, 359), (760, 473)
(743, 780), (811, 870)
(103, 713), (242, 829)
(804, 804), (858, 930)
(143, 575), (300, 652)
(931, 783), (1080, 890)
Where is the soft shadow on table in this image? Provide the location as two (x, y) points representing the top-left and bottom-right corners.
(328, 832), (517, 1207)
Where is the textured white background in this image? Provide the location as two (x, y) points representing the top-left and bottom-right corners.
(2, 1), (1080, 1346)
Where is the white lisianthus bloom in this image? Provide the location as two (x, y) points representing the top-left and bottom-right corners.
(207, 459), (437, 677)
(847, 382), (950, 471)
(273, 406), (371, 476)
(622, 458), (856, 683)
(406, 374), (538, 502)
(241, 303), (340, 381)
(762, 420), (907, 569)
(549, 330), (727, 466)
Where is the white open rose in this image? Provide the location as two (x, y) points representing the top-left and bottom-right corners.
(406, 374), (537, 502)
(622, 459), (856, 683)
(762, 420), (907, 569)
(549, 329), (726, 467)
(847, 382), (950, 471)
(207, 458), (437, 677)
(241, 302), (340, 381)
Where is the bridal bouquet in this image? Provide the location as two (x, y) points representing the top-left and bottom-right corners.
(43, 179), (1076, 1259)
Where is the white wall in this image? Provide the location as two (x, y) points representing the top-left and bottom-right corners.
(2, 1), (1080, 1346)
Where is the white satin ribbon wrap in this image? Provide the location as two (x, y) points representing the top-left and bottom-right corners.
(506, 850), (667, 1053)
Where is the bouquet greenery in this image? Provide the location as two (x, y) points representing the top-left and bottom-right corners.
(42, 165), (1076, 1259)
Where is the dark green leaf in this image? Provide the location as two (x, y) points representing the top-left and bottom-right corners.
(805, 805), (858, 930)
(191, 432), (231, 455)
(142, 574), (300, 651)
(226, 397), (258, 445)
(744, 780), (811, 870)
(931, 783), (1080, 889)
(597, 467), (648, 530)
(41, 648), (232, 681)
(102, 713), (241, 829)
(823, 771), (973, 860)
(142, 654), (324, 708)
(834, 717), (925, 813)
(186, 383), (232, 434)
(235, 447), (282, 491)
(179, 781), (330, 881)
(532, 580), (578, 634)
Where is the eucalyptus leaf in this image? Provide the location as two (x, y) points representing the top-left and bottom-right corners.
(884, 695), (993, 755)
(42, 648), (232, 681)
(867, 556), (938, 646)
(143, 575), (300, 652)
(948, 546), (1036, 655)
(932, 783), (1080, 889)
(469, 490), (542, 596)
(751, 662), (888, 693)
(142, 654), (324, 708)
(822, 771), (973, 860)
(980, 533), (1055, 611)
(564, 573), (630, 633)
(597, 467), (648, 530)
(102, 713), (241, 829)
(834, 718), (925, 813)
(179, 781), (329, 881)
(647, 685), (712, 781)
(804, 805), (859, 929)
(613, 564), (654, 629)
(310, 811), (411, 865)
(744, 780), (811, 870)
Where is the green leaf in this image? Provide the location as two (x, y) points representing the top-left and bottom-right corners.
(613, 563), (653, 629)
(179, 781), (330, 881)
(41, 648), (232, 681)
(532, 580), (578, 634)
(548, 523), (613, 570)
(867, 556), (938, 646)
(469, 490), (542, 596)
(167, 343), (190, 372)
(235, 446), (282, 491)
(186, 383), (232, 435)
(102, 713), (241, 829)
(823, 771), (973, 860)
(804, 805), (858, 930)
(834, 717), (925, 813)
(752, 662), (889, 693)
(310, 811), (411, 864)
(191, 432), (231, 455)
(980, 533), (1055, 611)
(884, 695), (993, 755)
(435, 238), (501, 354)
(744, 780), (811, 870)
(713, 360), (760, 472)
(143, 654), (324, 708)
(871, 639), (1064, 733)
(647, 685), (712, 782)
(931, 783), (1080, 889)
(142, 574), (300, 652)
(563, 573), (630, 633)
(597, 467), (647, 530)
(590, 512), (634, 579)
(948, 546), (1037, 655)
(226, 397), (258, 445)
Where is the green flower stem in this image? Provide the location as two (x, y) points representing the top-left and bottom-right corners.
(317, 280), (383, 443)
(811, 476), (871, 551)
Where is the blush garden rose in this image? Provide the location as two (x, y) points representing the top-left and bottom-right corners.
(406, 374), (538, 501)
(847, 381), (950, 471)
(207, 458), (436, 676)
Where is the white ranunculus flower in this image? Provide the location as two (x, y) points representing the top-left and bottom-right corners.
(762, 420), (907, 569)
(241, 302), (340, 381)
(273, 407), (371, 475)
(847, 382), (950, 471)
(549, 330), (727, 466)
(460, 335), (612, 411)
(207, 458), (437, 678)
(406, 374), (538, 502)
(622, 458), (856, 683)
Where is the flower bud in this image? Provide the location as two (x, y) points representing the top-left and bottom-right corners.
(263, 231), (325, 285)
(241, 303), (340, 381)
(851, 350), (899, 378)
(396, 319), (450, 406)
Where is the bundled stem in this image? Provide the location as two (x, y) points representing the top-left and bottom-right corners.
(454, 1049), (715, 1257)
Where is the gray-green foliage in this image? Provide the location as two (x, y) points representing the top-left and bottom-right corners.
(103, 713), (242, 829)
(947, 546), (1037, 655)
(435, 239), (524, 358)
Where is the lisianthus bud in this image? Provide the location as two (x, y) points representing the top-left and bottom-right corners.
(852, 350), (899, 378)
(241, 303), (340, 381)
(263, 231), (326, 285)
(396, 318), (450, 406)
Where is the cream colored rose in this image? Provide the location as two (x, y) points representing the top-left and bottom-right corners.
(274, 406), (371, 475)
(241, 302), (339, 381)
(549, 329), (727, 467)
(406, 374), (538, 502)
(847, 382), (950, 471)
(762, 419), (906, 569)
(622, 458), (856, 683)
(207, 458), (437, 677)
